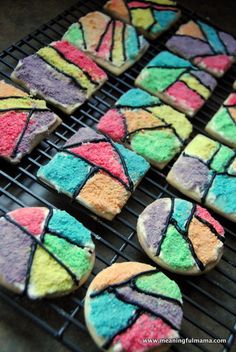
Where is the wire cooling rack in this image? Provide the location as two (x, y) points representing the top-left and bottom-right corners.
(0, 1), (236, 351)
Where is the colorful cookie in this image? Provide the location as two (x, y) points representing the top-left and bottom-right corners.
(166, 20), (236, 77)
(85, 262), (183, 352)
(0, 207), (95, 299)
(37, 127), (150, 220)
(63, 11), (149, 75)
(104, 0), (181, 40)
(97, 88), (192, 169)
(234, 81), (236, 90)
(167, 134), (236, 222)
(135, 51), (217, 117)
(11, 40), (107, 114)
(0, 80), (61, 163)
(205, 93), (236, 148)
(137, 198), (224, 275)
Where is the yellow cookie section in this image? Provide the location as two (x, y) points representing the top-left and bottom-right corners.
(148, 105), (192, 140)
(180, 73), (210, 99)
(77, 171), (130, 219)
(188, 217), (223, 265)
(37, 47), (95, 94)
(131, 8), (155, 30)
(185, 134), (219, 162)
(122, 108), (164, 133)
(0, 80), (27, 97)
(0, 97), (47, 110)
(28, 246), (75, 299)
(89, 262), (155, 292)
(147, 0), (177, 5)
(112, 22), (125, 66)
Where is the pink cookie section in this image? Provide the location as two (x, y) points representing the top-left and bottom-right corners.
(196, 205), (225, 237)
(9, 207), (47, 236)
(52, 41), (107, 81)
(226, 93), (236, 106)
(97, 109), (125, 141)
(113, 314), (174, 352)
(97, 22), (113, 59)
(0, 112), (31, 157)
(70, 142), (128, 184)
(166, 81), (204, 111)
(194, 55), (232, 74)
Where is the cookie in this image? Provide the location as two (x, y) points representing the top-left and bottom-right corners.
(37, 127), (150, 220)
(84, 262), (183, 352)
(11, 40), (107, 114)
(234, 81), (236, 90)
(63, 11), (149, 76)
(167, 134), (236, 222)
(135, 51), (217, 117)
(97, 88), (192, 169)
(0, 207), (95, 299)
(137, 198), (224, 275)
(166, 20), (236, 77)
(0, 80), (61, 163)
(205, 93), (236, 148)
(104, 0), (181, 40)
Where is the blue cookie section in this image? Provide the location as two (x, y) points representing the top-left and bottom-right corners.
(48, 209), (94, 248)
(89, 291), (138, 340)
(197, 21), (226, 54)
(125, 26), (140, 60)
(116, 88), (160, 108)
(37, 152), (92, 196)
(172, 199), (194, 231)
(116, 143), (150, 184)
(153, 10), (178, 32)
(147, 51), (193, 68)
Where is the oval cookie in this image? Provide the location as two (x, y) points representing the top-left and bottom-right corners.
(0, 207), (95, 299)
(85, 262), (183, 352)
(137, 198), (225, 275)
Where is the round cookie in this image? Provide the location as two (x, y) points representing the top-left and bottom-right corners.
(0, 207), (95, 299)
(84, 262), (183, 352)
(137, 198), (225, 275)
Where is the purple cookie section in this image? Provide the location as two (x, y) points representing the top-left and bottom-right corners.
(142, 198), (171, 251)
(170, 155), (211, 198)
(166, 36), (213, 58)
(18, 111), (57, 154)
(0, 217), (33, 291)
(14, 54), (86, 106)
(64, 127), (104, 147)
(116, 285), (183, 330)
(190, 70), (216, 91)
(219, 31), (236, 56)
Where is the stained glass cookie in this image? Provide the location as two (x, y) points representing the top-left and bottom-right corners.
(135, 51), (217, 117)
(104, 0), (181, 40)
(85, 262), (183, 352)
(11, 40), (108, 114)
(0, 80), (61, 164)
(205, 93), (236, 148)
(137, 198), (224, 275)
(167, 134), (236, 222)
(166, 20), (236, 77)
(63, 11), (149, 75)
(97, 88), (192, 169)
(0, 207), (95, 299)
(37, 127), (150, 220)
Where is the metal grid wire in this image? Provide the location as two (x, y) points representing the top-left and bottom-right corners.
(0, 1), (236, 351)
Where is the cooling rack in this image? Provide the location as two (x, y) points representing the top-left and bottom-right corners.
(0, 1), (236, 351)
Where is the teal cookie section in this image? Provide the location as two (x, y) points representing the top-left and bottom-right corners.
(197, 21), (226, 54)
(153, 10), (179, 33)
(37, 152), (92, 196)
(172, 199), (194, 231)
(147, 51), (193, 69)
(115, 143), (150, 184)
(125, 26), (140, 60)
(135, 271), (182, 302)
(116, 88), (160, 108)
(207, 174), (236, 215)
(88, 291), (138, 339)
(48, 209), (94, 248)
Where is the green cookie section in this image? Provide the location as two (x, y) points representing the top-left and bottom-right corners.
(159, 225), (195, 270)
